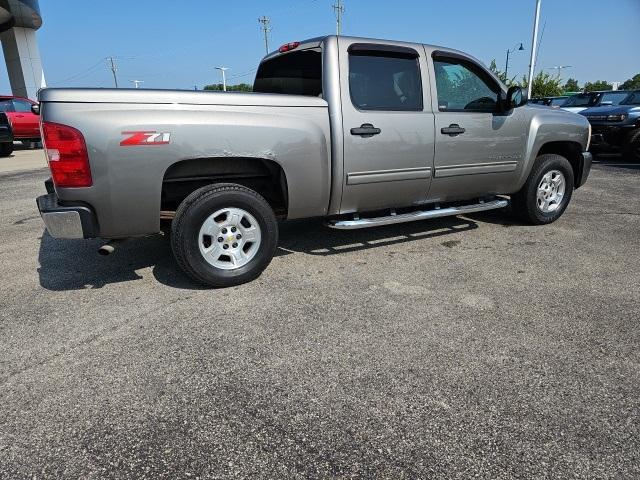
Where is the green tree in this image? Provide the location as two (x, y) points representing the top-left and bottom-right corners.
(584, 80), (612, 92)
(520, 71), (563, 97)
(563, 78), (579, 92)
(488, 59), (517, 86)
(204, 83), (253, 92)
(620, 74), (640, 90)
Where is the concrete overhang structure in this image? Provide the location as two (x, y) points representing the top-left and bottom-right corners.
(0, 0), (45, 99)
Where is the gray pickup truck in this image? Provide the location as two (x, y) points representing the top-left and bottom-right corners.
(36, 35), (592, 287)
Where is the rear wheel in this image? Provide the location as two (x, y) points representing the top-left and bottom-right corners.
(0, 142), (13, 157)
(511, 153), (574, 225)
(171, 183), (278, 287)
(621, 129), (640, 162)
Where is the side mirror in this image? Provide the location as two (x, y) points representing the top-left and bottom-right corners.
(506, 86), (527, 109)
(31, 104), (40, 115)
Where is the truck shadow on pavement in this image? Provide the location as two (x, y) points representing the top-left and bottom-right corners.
(37, 216), (477, 291)
(275, 216), (477, 257)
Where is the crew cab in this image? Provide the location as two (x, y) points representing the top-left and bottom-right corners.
(0, 95), (40, 142)
(581, 90), (640, 160)
(36, 35), (592, 287)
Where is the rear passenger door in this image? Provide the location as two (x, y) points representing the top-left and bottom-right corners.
(428, 53), (526, 202)
(339, 39), (435, 213)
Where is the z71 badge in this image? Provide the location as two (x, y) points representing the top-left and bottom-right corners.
(120, 131), (171, 146)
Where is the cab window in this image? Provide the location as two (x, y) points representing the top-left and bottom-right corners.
(12, 99), (32, 112)
(0, 99), (14, 112)
(348, 48), (422, 111)
(433, 57), (500, 112)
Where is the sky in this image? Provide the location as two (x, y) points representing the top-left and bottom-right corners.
(1, 0), (639, 94)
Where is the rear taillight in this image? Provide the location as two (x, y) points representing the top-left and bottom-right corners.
(42, 121), (92, 188)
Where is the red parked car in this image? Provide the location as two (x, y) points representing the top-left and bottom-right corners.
(0, 95), (40, 144)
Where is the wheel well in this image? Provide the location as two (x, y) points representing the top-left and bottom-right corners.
(161, 157), (288, 218)
(536, 141), (583, 187)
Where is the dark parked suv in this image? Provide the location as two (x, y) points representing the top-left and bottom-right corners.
(561, 90), (630, 113)
(580, 90), (640, 161)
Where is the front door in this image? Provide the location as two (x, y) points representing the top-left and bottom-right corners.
(12, 98), (40, 139)
(428, 53), (526, 202)
(339, 39), (435, 214)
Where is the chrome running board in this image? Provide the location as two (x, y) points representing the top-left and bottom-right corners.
(327, 199), (509, 230)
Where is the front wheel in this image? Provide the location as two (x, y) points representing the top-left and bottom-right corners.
(511, 153), (574, 225)
(0, 142), (14, 157)
(622, 129), (640, 162)
(171, 184), (278, 287)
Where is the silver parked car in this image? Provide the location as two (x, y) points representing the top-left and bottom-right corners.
(36, 35), (592, 287)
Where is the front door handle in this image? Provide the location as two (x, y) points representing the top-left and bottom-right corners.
(351, 123), (381, 137)
(441, 124), (466, 136)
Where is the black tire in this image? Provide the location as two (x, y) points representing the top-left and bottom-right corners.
(171, 183), (278, 287)
(511, 153), (574, 225)
(621, 129), (640, 162)
(0, 142), (13, 157)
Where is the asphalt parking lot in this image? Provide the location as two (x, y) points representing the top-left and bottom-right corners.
(1, 148), (639, 479)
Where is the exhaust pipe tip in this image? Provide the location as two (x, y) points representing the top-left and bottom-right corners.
(98, 243), (116, 256)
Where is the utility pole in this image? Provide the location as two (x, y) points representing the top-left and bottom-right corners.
(129, 80), (143, 89)
(108, 56), (118, 88)
(215, 66), (228, 91)
(527, 0), (542, 99)
(193, 85), (198, 91)
(258, 16), (271, 54)
(332, 0), (344, 36)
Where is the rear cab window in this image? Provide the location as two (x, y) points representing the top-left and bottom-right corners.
(253, 49), (322, 97)
(347, 45), (423, 111)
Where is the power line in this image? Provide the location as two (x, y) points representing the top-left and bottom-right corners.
(258, 16), (271, 55)
(332, 0), (344, 36)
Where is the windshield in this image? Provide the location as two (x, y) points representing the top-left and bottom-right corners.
(254, 49), (322, 97)
(562, 93), (597, 107)
(621, 92), (640, 105)
(600, 91), (629, 105)
(550, 97), (567, 107)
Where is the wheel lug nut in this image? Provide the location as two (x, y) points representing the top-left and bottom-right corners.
(223, 244), (229, 250)
(231, 227), (237, 233)
(236, 234), (242, 240)
(232, 242), (238, 248)
(221, 228), (227, 234)
(217, 237), (223, 242)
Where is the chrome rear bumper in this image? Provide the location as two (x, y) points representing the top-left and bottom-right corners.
(36, 193), (98, 239)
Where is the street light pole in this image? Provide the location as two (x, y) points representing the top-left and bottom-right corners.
(527, 0), (542, 98)
(547, 65), (572, 78)
(505, 43), (524, 79)
(215, 66), (228, 92)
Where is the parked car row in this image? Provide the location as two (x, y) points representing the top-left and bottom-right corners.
(580, 90), (640, 161)
(528, 90), (640, 161)
(0, 95), (41, 156)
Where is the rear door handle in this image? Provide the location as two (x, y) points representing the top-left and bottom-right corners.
(351, 123), (381, 137)
(441, 124), (465, 136)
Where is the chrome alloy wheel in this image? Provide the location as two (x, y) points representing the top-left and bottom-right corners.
(536, 170), (566, 213)
(198, 207), (262, 270)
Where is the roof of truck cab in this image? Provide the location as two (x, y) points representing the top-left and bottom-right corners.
(261, 35), (473, 62)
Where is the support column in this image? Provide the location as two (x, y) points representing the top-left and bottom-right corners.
(1, 26), (45, 100)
